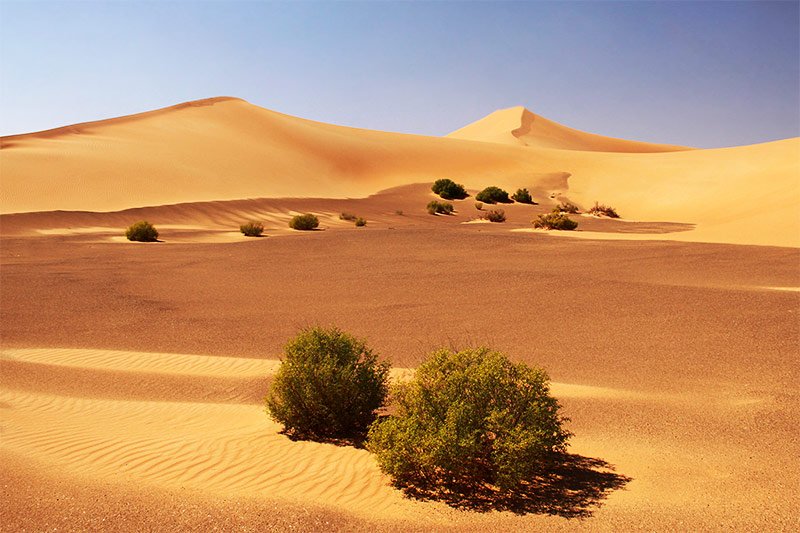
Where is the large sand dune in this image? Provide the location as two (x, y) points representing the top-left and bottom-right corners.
(1, 97), (798, 246)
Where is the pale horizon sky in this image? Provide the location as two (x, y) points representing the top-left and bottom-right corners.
(1, 0), (798, 147)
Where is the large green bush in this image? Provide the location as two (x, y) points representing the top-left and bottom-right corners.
(533, 212), (578, 230)
(240, 221), (264, 237)
(125, 221), (159, 242)
(427, 200), (455, 215)
(367, 347), (570, 491)
(431, 179), (468, 200)
(475, 186), (511, 204)
(265, 327), (390, 440)
(289, 213), (319, 230)
(511, 188), (535, 204)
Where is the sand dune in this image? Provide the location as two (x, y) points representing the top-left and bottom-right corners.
(446, 106), (691, 152)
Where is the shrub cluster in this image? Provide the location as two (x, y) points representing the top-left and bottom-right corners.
(427, 200), (455, 215)
(587, 202), (620, 218)
(125, 221), (159, 242)
(240, 221), (264, 237)
(431, 179), (468, 200)
(265, 327), (390, 440)
(475, 186), (511, 204)
(355, 217), (367, 227)
(339, 212), (358, 222)
(484, 209), (506, 223)
(533, 212), (578, 230)
(554, 201), (580, 214)
(289, 213), (319, 230)
(511, 188), (535, 204)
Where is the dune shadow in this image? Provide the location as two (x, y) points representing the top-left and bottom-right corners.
(394, 452), (631, 518)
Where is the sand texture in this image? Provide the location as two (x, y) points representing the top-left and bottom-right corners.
(1, 98), (799, 531)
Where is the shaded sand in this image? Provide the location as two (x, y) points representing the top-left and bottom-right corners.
(2, 97), (798, 246)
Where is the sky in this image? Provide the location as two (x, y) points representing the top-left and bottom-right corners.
(0, 0), (798, 147)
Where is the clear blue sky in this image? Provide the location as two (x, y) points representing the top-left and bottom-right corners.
(1, 1), (798, 147)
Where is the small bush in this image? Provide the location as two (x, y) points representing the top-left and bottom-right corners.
(554, 201), (580, 214)
(367, 347), (571, 491)
(533, 212), (578, 230)
(485, 209), (506, 223)
(289, 213), (319, 231)
(339, 212), (358, 222)
(431, 179), (468, 200)
(265, 327), (390, 440)
(511, 188), (535, 204)
(240, 221), (264, 237)
(125, 221), (159, 242)
(395, 210), (404, 216)
(427, 200), (455, 215)
(475, 202), (483, 211)
(355, 217), (367, 227)
(587, 202), (620, 218)
(475, 186), (511, 204)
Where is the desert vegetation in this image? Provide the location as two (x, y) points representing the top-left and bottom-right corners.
(265, 327), (390, 440)
(339, 212), (358, 222)
(475, 186), (511, 204)
(484, 209), (506, 223)
(367, 347), (571, 491)
(355, 217), (367, 227)
(289, 213), (320, 230)
(125, 221), (159, 242)
(533, 212), (579, 230)
(431, 178), (468, 200)
(427, 200), (455, 215)
(587, 202), (620, 218)
(475, 202), (483, 211)
(511, 188), (535, 204)
(239, 221), (264, 237)
(554, 201), (580, 214)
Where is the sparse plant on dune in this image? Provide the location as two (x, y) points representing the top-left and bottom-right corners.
(339, 212), (358, 222)
(511, 188), (535, 204)
(367, 347), (571, 491)
(240, 221), (264, 237)
(265, 327), (390, 441)
(475, 202), (483, 211)
(427, 200), (455, 215)
(431, 179), (468, 200)
(554, 201), (580, 214)
(533, 212), (578, 230)
(395, 210), (404, 216)
(587, 202), (620, 218)
(289, 213), (319, 230)
(485, 209), (506, 223)
(125, 221), (159, 242)
(475, 186), (511, 204)
(355, 217), (367, 227)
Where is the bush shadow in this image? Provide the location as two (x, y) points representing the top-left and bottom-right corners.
(395, 452), (631, 518)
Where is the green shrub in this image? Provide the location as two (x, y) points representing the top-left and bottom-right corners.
(367, 347), (570, 491)
(289, 213), (319, 230)
(355, 217), (367, 227)
(427, 200), (455, 215)
(554, 201), (580, 214)
(339, 212), (358, 222)
(475, 202), (483, 211)
(511, 188), (535, 204)
(240, 221), (264, 237)
(265, 327), (390, 440)
(587, 202), (620, 218)
(533, 212), (578, 230)
(485, 209), (506, 223)
(475, 186), (511, 204)
(125, 221), (159, 242)
(431, 179), (468, 200)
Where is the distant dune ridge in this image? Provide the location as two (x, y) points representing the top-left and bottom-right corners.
(1, 96), (798, 247)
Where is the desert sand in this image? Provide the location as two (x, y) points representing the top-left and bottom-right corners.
(1, 98), (799, 531)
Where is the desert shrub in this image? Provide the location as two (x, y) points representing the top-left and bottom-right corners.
(367, 347), (571, 491)
(475, 186), (511, 204)
(475, 202), (483, 211)
(395, 210), (404, 216)
(431, 179), (468, 200)
(125, 221), (159, 242)
(485, 209), (506, 223)
(554, 201), (580, 214)
(265, 327), (390, 440)
(239, 221), (264, 237)
(511, 188), (535, 204)
(355, 217), (367, 227)
(289, 213), (319, 231)
(533, 212), (578, 230)
(339, 212), (358, 222)
(427, 200), (455, 215)
(587, 202), (620, 218)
